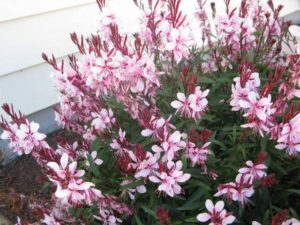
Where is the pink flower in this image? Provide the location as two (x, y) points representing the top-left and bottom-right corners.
(160, 131), (186, 161)
(47, 153), (102, 206)
(171, 87), (209, 120)
(149, 160), (191, 197)
(121, 180), (146, 200)
(84, 151), (103, 167)
(230, 73), (260, 111)
(196, 199), (235, 225)
(240, 92), (273, 122)
(15, 121), (47, 154)
(0, 120), (49, 156)
(240, 92), (275, 136)
(171, 92), (192, 118)
(282, 218), (300, 225)
(164, 27), (193, 63)
(231, 174), (255, 205)
(214, 182), (237, 201)
(189, 87), (209, 119)
(128, 151), (159, 178)
(215, 174), (255, 206)
(141, 116), (166, 138)
(47, 153), (84, 179)
(110, 129), (130, 155)
(94, 209), (122, 225)
(91, 108), (115, 132)
(186, 142), (211, 166)
(42, 213), (61, 225)
(238, 160), (267, 180)
(1, 123), (23, 154)
(276, 113), (300, 156)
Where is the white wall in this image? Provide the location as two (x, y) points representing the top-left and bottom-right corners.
(0, 0), (299, 121)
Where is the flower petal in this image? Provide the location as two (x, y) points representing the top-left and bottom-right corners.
(196, 213), (211, 222)
(205, 199), (214, 213)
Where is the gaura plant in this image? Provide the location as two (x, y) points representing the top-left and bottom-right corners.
(1, 0), (300, 224)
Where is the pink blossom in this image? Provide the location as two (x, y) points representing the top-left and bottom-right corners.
(276, 113), (300, 156)
(17, 121), (47, 148)
(1, 121), (48, 155)
(186, 142), (211, 166)
(42, 213), (61, 225)
(171, 92), (192, 118)
(171, 87), (209, 120)
(141, 116), (166, 138)
(238, 160), (267, 180)
(91, 108), (115, 132)
(214, 182), (237, 201)
(240, 92), (273, 122)
(215, 155), (268, 206)
(121, 180), (146, 200)
(240, 92), (275, 136)
(47, 153), (102, 206)
(230, 73), (260, 111)
(231, 174), (255, 205)
(163, 27), (193, 63)
(110, 129), (129, 155)
(84, 151), (103, 167)
(282, 218), (300, 225)
(94, 209), (122, 225)
(215, 174), (255, 206)
(128, 151), (159, 178)
(189, 87), (209, 119)
(160, 131), (186, 161)
(196, 199), (235, 225)
(149, 160), (191, 197)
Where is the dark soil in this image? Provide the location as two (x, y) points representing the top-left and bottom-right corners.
(0, 130), (69, 223)
(0, 155), (50, 223)
(0, 130), (83, 223)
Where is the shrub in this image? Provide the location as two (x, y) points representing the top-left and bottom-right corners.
(1, 0), (300, 224)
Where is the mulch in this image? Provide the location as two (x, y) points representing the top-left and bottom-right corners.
(0, 130), (67, 223)
(0, 155), (51, 223)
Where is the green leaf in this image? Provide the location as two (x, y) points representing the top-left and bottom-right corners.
(91, 138), (102, 150)
(177, 189), (203, 211)
(134, 214), (144, 225)
(199, 76), (215, 84)
(210, 138), (227, 150)
(232, 125), (237, 143)
(120, 180), (144, 190)
(287, 189), (300, 196)
(142, 206), (156, 218)
(184, 217), (198, 223)
(262, 209), (269, 225)
(87, 154), (101, 177)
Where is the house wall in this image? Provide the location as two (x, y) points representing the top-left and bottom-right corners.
(0, 0), (299, 163)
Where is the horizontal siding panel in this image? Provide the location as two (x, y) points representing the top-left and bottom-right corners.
(0, 0), (95, 23)
(0, 3), (100, 77)
(0, 61), (60, 120)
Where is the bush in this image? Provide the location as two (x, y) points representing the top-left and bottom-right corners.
(1, 0), (300, 224)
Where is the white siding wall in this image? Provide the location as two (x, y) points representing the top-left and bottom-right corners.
(0, 0), (299, 120)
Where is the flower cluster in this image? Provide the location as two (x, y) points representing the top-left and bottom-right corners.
(231, 71), (276, 136)
(47, 153), (102, 206)
(171, 86), (209, 120)
(0, 116), (48, 156)
(215, 152), (267, 205)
